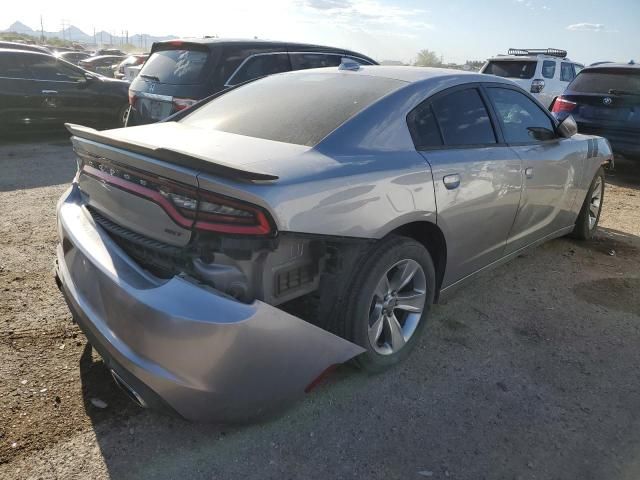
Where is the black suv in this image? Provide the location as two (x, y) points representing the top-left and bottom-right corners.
(551, 62), (640, 157)
(0, 49), (129, 132)
(127, 38), (377, 126)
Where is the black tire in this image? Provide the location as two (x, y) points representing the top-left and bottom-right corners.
(118, 105), (130, 127)
(341, 235), (436, 373)
(571, 167), (605, 240)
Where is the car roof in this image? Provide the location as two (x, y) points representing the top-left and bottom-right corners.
(0, 48), (51, 56)
(581, 62), (640, 72)
(152, 38), (377, 63)
(294, 64), (510, 86)
(487, 55), (577, 63)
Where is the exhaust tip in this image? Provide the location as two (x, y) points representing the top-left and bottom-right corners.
(110, 370), (147, 408)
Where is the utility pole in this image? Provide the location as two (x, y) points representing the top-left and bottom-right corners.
(40, 15), (44, 43)
(93, 27), (96, 45)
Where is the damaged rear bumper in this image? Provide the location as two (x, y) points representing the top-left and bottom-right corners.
(55, 185), (364, 422)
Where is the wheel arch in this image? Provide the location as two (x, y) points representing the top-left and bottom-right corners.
(389, 221), (447, 301)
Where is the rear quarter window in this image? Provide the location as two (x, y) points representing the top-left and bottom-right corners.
(139, 48), (209, 85)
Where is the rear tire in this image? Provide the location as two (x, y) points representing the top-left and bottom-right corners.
(571, 167), (605, 240)
(341, 235), (436, 373)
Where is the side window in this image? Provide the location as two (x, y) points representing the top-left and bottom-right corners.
(573, 64), (583, 75)
(560, 62), (576, 82)
(541, 60), (556, 79)
(487, 87), (556, 143)
(431, 88), (496, 146)
(0, 53), (29, 79)
(344, 56), (372, 65)
(227, 53), (290, 86)
(22, 56), (82, 82)
(54, 60), (85, 82)
(289, 53), (342, 70)
(407, 102), (443, 149)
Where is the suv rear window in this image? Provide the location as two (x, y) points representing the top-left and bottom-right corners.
(181, 72), (403, 146)
(139, 48), (208, 85)
(569, 69), (640, 94)
(483, 61), (537, 79)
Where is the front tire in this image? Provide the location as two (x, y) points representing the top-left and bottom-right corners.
(342, 235), (436, 372)
(118, 105), (130, 127)
(571, 167), (605, 240)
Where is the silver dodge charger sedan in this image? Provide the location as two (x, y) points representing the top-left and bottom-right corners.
(55, 65), (611, 421)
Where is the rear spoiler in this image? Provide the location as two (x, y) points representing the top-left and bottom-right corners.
(65, 123), (279, 182)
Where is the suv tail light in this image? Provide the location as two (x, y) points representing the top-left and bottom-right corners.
(81, 157), (274, 236)
(551, 96), (577, 114)
(173, 97), (198, 111)
(530, 79), (545, 94)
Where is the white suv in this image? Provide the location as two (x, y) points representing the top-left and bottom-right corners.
(480, 49), (584, 108)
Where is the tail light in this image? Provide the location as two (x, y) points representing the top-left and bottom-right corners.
(530, 79), (545, 94)
(173, 97), (198, 111)
(551, 96), (577, 114)
(128, 90), (137, 106)
(80, 156), (274, 236)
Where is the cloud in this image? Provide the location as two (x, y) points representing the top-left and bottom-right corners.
(298, 0), (433, 32)
(305, 0), (352, 9)
(566, 23), (605, 32)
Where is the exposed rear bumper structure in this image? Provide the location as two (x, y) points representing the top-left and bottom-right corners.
(55, 185), (364, 422)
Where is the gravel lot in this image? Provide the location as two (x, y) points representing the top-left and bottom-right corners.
(1, 137), (639, 480)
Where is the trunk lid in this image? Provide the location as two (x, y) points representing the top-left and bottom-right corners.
(565, 67), (640, 129)
(67, 122), (304, 249)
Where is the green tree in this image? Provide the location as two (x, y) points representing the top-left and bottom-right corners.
(414, 49), (442, 67)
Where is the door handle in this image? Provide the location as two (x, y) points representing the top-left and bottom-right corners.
(41, 90), (58, 94)
(443, 174), (460, 190)
(525, 167), (534, 179)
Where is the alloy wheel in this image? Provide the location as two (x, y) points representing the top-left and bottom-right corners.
(588, 175), (603, 230)
(367, 259), (427, 355)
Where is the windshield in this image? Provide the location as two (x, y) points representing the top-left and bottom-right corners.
(181, 72), (404, 146)
(569, 69), (640, 94)
(138, 48), (209, 85)
(482, 60), (537, 79)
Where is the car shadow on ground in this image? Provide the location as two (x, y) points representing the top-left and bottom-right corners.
(606, 155), (640, 189)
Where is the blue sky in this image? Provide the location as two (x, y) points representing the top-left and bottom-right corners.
(6, 0), (639, 64)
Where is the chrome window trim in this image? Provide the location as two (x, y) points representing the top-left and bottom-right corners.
(224, 52), (290, 87)
(0, 75), (78, 84)
(224, 51), (374, 87)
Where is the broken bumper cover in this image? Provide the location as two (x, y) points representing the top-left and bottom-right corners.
(55, 185), (364, 422)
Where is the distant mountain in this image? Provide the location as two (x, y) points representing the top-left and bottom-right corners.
(3, 20), (178, 48)
(6, 21), (34, 34)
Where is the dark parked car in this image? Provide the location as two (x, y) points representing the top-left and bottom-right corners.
(94, 48), (126, 56)
(0, 41), (51, 54)
(551, 61), (640, 157)
(56, 51), (92, 65)
(127, 38), (377, 125)
(79, 54), (127, 76)
(0, 49), (130, 131)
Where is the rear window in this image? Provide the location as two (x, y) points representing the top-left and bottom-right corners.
(483, 61), (537, 79)
(569, 69), (640, 94)
(139, 48), (208, 85)
(181, 72), (403, 146)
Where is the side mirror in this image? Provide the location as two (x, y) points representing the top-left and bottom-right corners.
(557, 114), (578, 138)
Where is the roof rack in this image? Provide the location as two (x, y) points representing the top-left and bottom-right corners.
(508, 48), (567, 58)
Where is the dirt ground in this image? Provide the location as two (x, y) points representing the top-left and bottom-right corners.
(1, 137), (639, 480)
